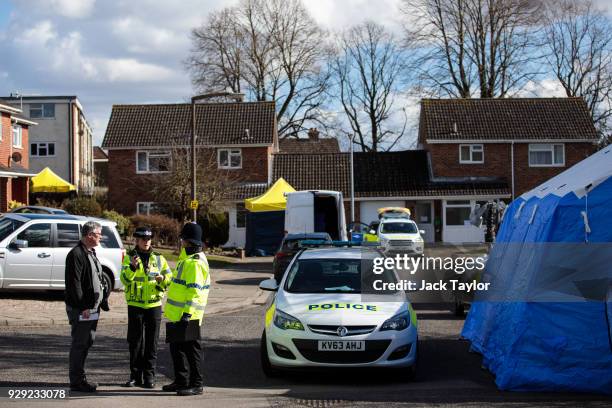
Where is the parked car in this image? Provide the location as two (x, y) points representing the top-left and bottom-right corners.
(273, 232), (332, 283)
(378, 217), (425, 255)
(10, 206), (68, 215)
(0, 213), (124, 292)
(259, 245), (418, 378)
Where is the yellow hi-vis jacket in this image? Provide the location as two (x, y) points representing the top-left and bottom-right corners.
(163, 252), (210, 324)
(120, 249), (172, 308)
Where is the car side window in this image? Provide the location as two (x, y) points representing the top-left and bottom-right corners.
(57, 223), (80, 248)
(16, 223), (51, 248)
(100, 226), (120, 248)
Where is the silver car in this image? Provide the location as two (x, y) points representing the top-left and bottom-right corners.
(0, 213), (125, 292)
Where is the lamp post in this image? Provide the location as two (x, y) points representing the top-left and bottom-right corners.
(349, 133), (355, 224)
(190, 92), (245, 222)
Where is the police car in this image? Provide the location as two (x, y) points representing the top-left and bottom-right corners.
(259, 244), (418, 378)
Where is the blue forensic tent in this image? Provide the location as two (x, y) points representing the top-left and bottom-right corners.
(244, 179), (295, 256)
(462, 146), (612, 394)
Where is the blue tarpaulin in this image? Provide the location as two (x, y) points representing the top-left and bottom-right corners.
(462, 146), (612, 394)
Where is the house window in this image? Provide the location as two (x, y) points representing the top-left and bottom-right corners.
(12, 125), (22, 148)
(529, 144), (565, 167)
(459, 144), (484, 163)
(445, 200), (472, 226)
(31, 142), (56, 157)
(218, 148), (242, 169)
(236, 203), (247, 228)
(29, 103), (55, 119)
(137, 202), (158, 215)
(136, 151), (171, 173)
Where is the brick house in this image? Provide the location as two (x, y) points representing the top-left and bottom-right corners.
(0, 103), (37, 211)
(101, 101), (277, 220)
(418, 98), (597, 242)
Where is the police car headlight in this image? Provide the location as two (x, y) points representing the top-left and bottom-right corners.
(273, 309), (304, 331)
(380, 311), (410, 331)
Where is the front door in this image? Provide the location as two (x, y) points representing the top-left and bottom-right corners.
(3, 223), (54, 289)
(415, 201), (435, 243)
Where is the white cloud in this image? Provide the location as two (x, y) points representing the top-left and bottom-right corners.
(111, 17), (188, 55)
(515, 79), (567, 98)
(23, 0), (96, 19)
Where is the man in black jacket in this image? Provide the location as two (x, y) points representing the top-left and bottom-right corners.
(64, 221), (107, 393)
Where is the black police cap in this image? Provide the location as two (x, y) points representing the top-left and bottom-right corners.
(180, 222), (202, 246)
(133, 227), (153, 239)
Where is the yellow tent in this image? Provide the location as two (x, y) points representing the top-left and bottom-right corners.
(31, 167), (77, 193)
(244, 178), (296, 212)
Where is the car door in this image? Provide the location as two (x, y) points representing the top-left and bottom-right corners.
(3, 222), (53, 289)
(50, 222), (81, 289)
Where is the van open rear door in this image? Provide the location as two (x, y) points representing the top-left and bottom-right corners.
(285, 192), (314, 234)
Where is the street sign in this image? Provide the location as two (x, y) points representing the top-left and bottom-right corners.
(190, 200), (199, 210)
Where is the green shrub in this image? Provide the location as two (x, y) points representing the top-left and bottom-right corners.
(199, 212), (229, 248)
(62, 196), (102, 217)
(102, 210), (131, 237)
(129, 214), (181, 246)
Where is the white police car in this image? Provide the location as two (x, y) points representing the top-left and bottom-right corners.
(259, 245), (418, 378)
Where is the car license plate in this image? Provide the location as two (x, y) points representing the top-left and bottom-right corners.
(317, 340), (365, 351)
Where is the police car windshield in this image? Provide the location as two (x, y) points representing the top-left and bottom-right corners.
(284, 257), (398, 294)
(381, 222), (417, 234)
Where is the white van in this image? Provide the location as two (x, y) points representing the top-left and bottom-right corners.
(0, 213), (125, 292)
(284, 190), (347, 241)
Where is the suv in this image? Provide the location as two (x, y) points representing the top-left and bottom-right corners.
(0, 213), (124, 292)
(10, 206), (68, 215)
(273, 233), (332, 283)
(378, 217), (425, 255)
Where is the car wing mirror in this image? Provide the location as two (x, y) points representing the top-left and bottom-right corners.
(9, 239), (28, 250)
(369, 230), (376, 235)
(419, 230), (426, 235)
(259, 278), (279, 292)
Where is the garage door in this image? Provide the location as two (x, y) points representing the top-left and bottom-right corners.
(359, 201), (405, 225)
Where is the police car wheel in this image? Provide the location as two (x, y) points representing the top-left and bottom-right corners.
(260, 330), (280, 378)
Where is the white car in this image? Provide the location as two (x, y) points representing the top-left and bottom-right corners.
(0, 213), (125, 292)
(378, 217), (425, 255)
(259, 246), (418, 378)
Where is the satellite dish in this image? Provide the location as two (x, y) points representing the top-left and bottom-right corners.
(11, 152), (22, 163)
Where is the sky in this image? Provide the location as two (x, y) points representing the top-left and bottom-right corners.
(0, 0), (610, 147)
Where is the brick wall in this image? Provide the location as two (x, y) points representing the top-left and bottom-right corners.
(107, 146), (271, 215)
(426, 142), (595, 196)
(0, 113), (11, 168)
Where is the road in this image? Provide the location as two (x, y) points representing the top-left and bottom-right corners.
(0, 303), (610, 407)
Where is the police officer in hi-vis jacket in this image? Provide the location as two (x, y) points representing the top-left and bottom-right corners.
(120, 227), (172, 388)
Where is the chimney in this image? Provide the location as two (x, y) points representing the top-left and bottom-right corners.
(308, 128), (319, 141)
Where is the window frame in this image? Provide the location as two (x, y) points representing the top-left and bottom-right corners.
(29, 103), (55, 119)
(528, 143), (565, 167)
(12, 125), (22, 148)
(217, 148), (242, 169)
(135, 150), (171, 174)
(444, 200), (474, 227)
(459, 144), (484, 164)
(136, 202), (157, 216)
(30, 142), (56, 157)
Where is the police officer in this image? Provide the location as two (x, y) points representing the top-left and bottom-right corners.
(120, 227), (172, 388)
(162, 223), (210, 396)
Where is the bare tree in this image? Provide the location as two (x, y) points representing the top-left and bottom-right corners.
(332, 22), (408, 152)
(542, 0), (612, 145)
(402, 0), (542, 98)
(188, 0), (331, 138)
(147, 144), (242, 223)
